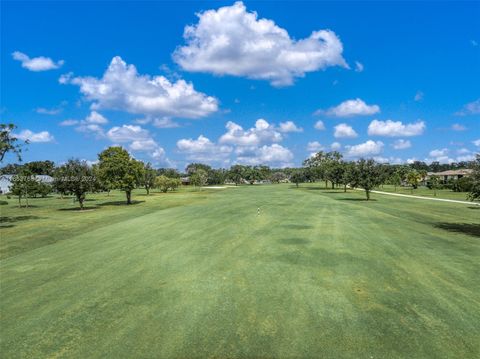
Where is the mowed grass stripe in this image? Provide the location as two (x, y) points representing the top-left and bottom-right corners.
(1, 184), (479, 358)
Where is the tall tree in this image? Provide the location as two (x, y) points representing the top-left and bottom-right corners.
(97, 147), (144, 204)
(290, 169), (306, 188)
(429, 174), (440, 197)
(54, 159), (98, 209)
(468, 154), (480, 202)
(355, 159), (384, 200)
(190, 168), (208, 189)
(10, 168), (36, 207)
(227, 165), (245, 186)
(0, 123), (28, 162)
(142, 163), (157, 195)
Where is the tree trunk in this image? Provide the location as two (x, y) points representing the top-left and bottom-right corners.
(331, 182), (335, 189)
(394, 184), (397, 192)
(146, 187), (150, 195)
(79, 197), (84, 210)
(365, 189), (370, 200)
(18, 195), (22, 208)
(344, 184), (347, 192)
(126, 190), (132, 204)
(296, 182), (299, 188)
(325, 180), (328, 189)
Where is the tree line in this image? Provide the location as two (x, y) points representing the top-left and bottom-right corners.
(2, 146), (480, 208)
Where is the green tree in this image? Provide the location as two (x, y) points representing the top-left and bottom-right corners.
(468, 154), (480, 201)
(390, 171), (402, 192)
(142, 163), (157, 195)
(190, 168), (208, 189)
(97, 147), (145, 204)
(26, 160), (55, 175)
(54, 159), (98, 209)
(0, 123), (28, 162)
(429, 174), (440, 197)
(355, 159), (384, 200)
(406, 170), (421, 193)
(227, 165), (245, 185)
(290, 169), (306, 188)
(10, 169), (36, 207)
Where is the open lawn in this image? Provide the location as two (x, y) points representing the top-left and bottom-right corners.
(374, 184), (472, 201)
(1, 184), (479, 358)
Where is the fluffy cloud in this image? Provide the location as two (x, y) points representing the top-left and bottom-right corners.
(451, 123), (466, 131)
(219, 119), (282, 146)
(455, 98), (480, 116)
(85, 111), (108, 124)
(392, 139), (411, 150)
(36, 107), (62, 115)
(106, 125), (150, 143)
(331, 142), (342, 150)
(177, 135), (232, 163)
(473, 139), (480, 147)
(307, 141), (324, 152)
(368, 119), (425, 137)
(345, 140), (384, 158)
(15, 129), (54, 143)
(12, 51), (64, 71)
(427, 148), (453, 164)
(59, 119), (79, 126)
(236, 144), (293, 167)
(173, 1), (347, 86)
(278, 121), (303, 133)
(334, 123), (357, 138)
(314, 120), (325, 130)
(317, 98), (380, 117)
(61, 56), (218, 119)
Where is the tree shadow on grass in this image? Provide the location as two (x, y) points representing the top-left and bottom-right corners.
(281, 224), (313, 230)
(336, 198), (377, 202)
(434, 223), (480, 238)
(279, 237), (311, 245)
(0, 215), (41, 223)
(97, 200), (145, 206)
(0, 224), (14, 228)
(302, 186), (329, 191)
(0, 200), (8, 205)
(468, 206), (480, 210)
(58, 206), (98, 211)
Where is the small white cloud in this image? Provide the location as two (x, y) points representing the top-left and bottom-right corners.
(12, 51), (64, 71)
(61, 56), (218, 119)
(76, 124), (105, 137)
(85, 111), (108, 124)
(153, 118), (181, 128)
(455, 98), (480, 116)
(334, 123), (357, 138)
(427, 148), (453, 164)
(307, 141), (324, 152)
(354, 61), (364, 72)
(345, 140), (384, 158)
(219, 119), (282, 146)
(314, 120), (325, 130)
(414, 91), (424, 102)
(15, 129), (54, 143)
(331, 142), (342, 150)
(106, 125), (150, 143)
(368, 119), (425, 137)
(129, 139), (160, 152)
(278, 121), (303, 133)
(451, 123), (466, 131)
(59, 119), (79, 126)
(173, 1), (347, 86)
(392, 139), (411, 150)
(317, 98), (380, 117)
(36, 107), (62, 115)
(473, 139), (480, 147)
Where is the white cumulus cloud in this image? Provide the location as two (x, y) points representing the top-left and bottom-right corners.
(177, 135), (232, 163)
(368, 119), (425, 137)
(219, 119), (282, 146)
(236, 144), (293, 167)
(173, 1), (347, 86)
(60, 56), (218, 119)
(334, 123), (357, 138)
(15, 129), (54, 143)
(307, 141), (324, 152)
(278, 121), (303, 133)
(12, 51), (64, 71)
(345, 140), (384, 158)
(314, 120), (325, 130)
(317, 98), (380, 117)
(455, 98), (480, 116)
(392, 139), (411, 150)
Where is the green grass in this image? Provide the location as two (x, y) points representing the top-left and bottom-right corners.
(1, 184), (479, 358)
(374, 184), (472, 201)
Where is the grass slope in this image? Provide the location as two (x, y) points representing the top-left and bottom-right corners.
(1, 185), (479, 358)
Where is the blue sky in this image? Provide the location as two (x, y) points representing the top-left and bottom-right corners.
(2, 1), (479, 169)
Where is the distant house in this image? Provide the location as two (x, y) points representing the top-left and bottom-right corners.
(426, 169), (473, 184)
(0, 174), (54, 194)
(181, 177), (190, 185)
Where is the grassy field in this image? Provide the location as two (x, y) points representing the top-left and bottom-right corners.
(374, 184), (472, 201)
(1, 184), (479, 358)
